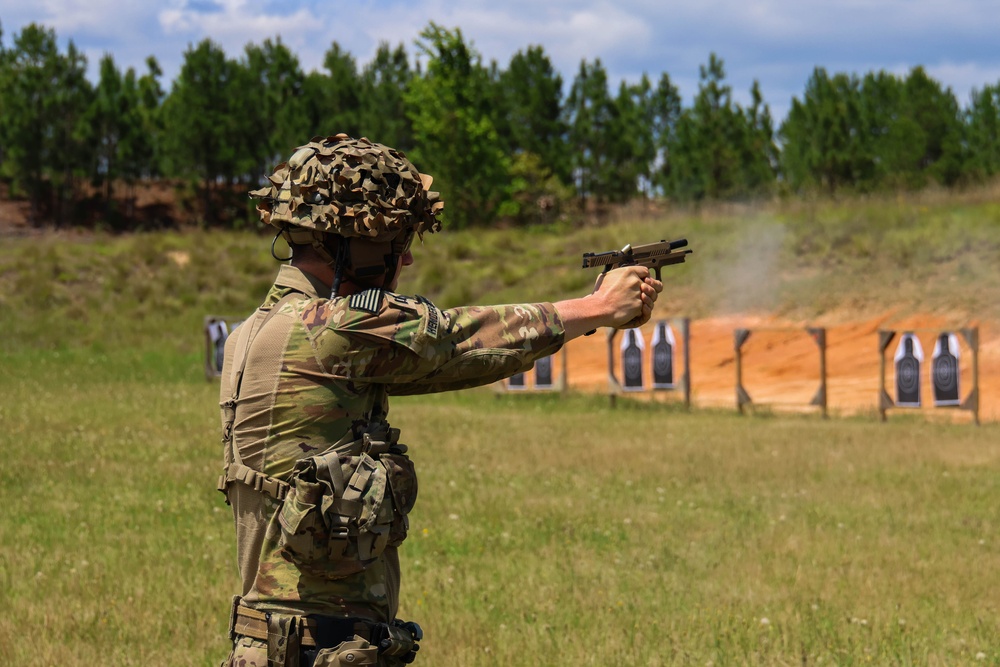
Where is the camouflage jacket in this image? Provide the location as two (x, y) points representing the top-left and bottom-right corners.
(220, 265), (565, 620)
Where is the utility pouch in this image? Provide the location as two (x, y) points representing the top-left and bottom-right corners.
(275, 425), (418, 579)
(310, 638), (378, 667)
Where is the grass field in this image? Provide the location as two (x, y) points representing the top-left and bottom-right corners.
(1, 348), (998, 665)
(1, 192), (999, 665)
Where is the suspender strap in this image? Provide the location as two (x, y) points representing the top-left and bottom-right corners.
(219, 292), (300, 502)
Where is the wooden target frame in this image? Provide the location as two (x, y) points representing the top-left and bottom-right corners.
(605, 318), (691, 409)
(734, 327), (828, 418)
(877, 327), (980, 425)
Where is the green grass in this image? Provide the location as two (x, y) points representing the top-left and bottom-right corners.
(0, 353), (998, 665)
(1, 190), (999, 665)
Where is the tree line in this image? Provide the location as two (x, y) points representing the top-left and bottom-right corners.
(2, 20), (999, 229)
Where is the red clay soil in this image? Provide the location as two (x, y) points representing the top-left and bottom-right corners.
(550, 313), (999, 424)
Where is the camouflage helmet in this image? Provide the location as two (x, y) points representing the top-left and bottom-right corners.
(250, 134), (444, 243)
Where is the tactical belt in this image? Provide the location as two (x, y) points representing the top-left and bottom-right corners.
(230, 602), (373, 648)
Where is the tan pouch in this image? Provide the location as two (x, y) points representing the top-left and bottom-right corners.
(311, 638), (378, 666)
(275, 444), (415, 579)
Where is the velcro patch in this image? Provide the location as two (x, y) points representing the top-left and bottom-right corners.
(417, 295), (443, 339)
(349, 288), (383, 314)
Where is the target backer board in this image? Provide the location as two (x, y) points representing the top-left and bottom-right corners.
(621, 328), (646, 391)
(931, 332), (961, 406)
(651, 321), (676, 389)
(894, 333), (924, 408)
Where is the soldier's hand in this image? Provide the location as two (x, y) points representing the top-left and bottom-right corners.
(592, 266), (663, 329)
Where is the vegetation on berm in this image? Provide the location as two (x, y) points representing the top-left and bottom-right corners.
(2, 189), (998, 358)
(2, 20), (1000, 230)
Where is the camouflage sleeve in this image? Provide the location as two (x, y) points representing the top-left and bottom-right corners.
(302, 289), (565, 394)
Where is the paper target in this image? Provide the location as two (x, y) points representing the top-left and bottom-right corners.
(508, 371), (527, 390)
(208, 319), (230, 373)
(534, 355), (554, 389)
(893, 333), (924, 408)
(931, 332), (960, 406)
(651, 321), (676, 389)
(621, 328), (646, 391)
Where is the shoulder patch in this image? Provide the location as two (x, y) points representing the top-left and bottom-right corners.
(417, 295), (443, 339)
(348, 288), (384, 314)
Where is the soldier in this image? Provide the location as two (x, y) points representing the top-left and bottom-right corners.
(217, 134), (662, 666)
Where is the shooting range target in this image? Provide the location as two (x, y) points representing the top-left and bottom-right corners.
(508, 371), (527, 390)
(621, 328), (645, 391)
(534, 355), (554, 389)
(931, 332), (960, 406)
(652, 321), (676, 389)
(893, 333), (924, 408)
(205, 317), (240, 377)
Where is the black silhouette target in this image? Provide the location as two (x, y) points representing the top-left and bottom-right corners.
(931, 333), (960, 406)
(508, 371), (526, 389)
(535, 355), (554, 389)
(894, 334), (923, 408)
(652, 321), (675, 389)
(621, 329), (645, 391)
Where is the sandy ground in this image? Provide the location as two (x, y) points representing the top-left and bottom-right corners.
(518, 312), (999, 424)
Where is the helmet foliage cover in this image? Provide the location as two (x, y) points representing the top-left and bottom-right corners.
(250, 134), (444, 243)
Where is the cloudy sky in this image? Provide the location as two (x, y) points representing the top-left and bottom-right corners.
(1, 0), (998, 122)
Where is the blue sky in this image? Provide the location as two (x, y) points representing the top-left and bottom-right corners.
(1, 0), (998, 123)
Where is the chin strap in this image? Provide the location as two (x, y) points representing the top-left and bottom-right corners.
(331, 237), (349, 297)
(278, 226), (409, 297)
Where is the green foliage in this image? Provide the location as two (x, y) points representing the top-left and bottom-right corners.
(4, 19), (1000, 230)
(496, 152), (573, 226)
(661, 54), (777, 201)
(3, 191), (998, 361)
(566, 58), (615, 202)
(406, 24), (509, 228)
(359, 42), (415, 151)
(607, 75), (657, 201)
(499, 46), (568, 183)
(238, 38), (308, 178)
(965, 82), (1000, 179)
(0, 23), (94, 224)
(300, 42), (362, 138)
(158, 39), (243, 221)
(781, 67), (965, 193)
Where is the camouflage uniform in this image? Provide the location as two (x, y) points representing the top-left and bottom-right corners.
(219, 263), (565, 666)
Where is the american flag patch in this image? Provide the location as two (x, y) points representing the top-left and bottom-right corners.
(349, 288), (383, 314)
